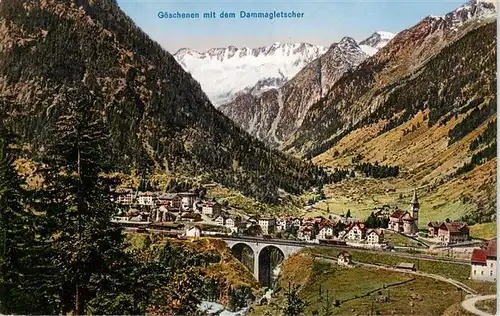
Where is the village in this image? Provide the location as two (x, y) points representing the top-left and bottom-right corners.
(111, 186), (497, 288)
(112, 188), (472, 248)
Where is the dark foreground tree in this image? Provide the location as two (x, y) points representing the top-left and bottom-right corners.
(34, 87), (138, 315)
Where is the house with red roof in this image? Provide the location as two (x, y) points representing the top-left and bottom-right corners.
(298, 225), (315, 242)
(437, 222), (469, 244)
(318, 220), (336, 240)
(471, 239), (497, 282)
(345, 222), (366, 241)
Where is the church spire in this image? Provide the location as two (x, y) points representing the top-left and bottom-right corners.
(411, 188), (419, 205)
(410, 188), (419, 226)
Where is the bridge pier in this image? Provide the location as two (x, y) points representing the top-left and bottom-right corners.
(254, 249), (260, 280)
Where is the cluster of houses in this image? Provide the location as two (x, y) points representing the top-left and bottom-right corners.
(294, 217), (386, 245)
(114, 188), (224, 223)
(427, 221), (470, 244)
(114, 188), (471, 247)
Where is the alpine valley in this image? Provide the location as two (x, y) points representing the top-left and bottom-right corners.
(183, 0), (497, 228)
(0, 0), (498, 315)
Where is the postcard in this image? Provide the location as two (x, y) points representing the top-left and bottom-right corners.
(0, 0), (497, 315)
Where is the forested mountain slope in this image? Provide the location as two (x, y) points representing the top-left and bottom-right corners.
(299, 19), (497, 224)
(0, 0), (327, 203)
(288, 0), (496, 156)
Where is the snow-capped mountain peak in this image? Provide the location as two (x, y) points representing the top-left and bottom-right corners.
(426, 0), (496, 28)
(173, 42), (327, 106)
(358, 31), (396, 56)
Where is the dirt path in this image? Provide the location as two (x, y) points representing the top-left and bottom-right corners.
(461, 295), (497, 316)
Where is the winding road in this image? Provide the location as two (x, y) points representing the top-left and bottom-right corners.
(461, 295), (497, 316)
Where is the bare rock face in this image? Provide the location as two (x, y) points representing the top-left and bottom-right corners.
(220, 37), (368, 147)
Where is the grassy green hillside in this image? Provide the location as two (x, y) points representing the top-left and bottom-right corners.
(249, 252), (470, 316)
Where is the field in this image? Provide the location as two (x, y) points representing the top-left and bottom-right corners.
(310, 109), (497, 229)
(249, 252), (467, 316)
(469, 222), (497, 240)
(383, 231), (427, 248)
(461, 280), (497, 295)
(208, 185), (308, 218)
(442, 303), (476, 316)
(306, 248), (471, 281)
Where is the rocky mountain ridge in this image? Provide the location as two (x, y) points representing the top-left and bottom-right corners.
(219, 37), (370, 146)
(359, 31), (396, 56)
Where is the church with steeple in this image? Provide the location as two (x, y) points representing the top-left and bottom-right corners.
(388, 188), (420, 235)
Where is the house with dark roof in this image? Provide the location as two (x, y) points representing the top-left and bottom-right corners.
(201, 201), (222, 217)
(116, 188), (136, 205)
(156, 193), (182, 211)
(427, 221), (441, 237)
(471, 239), (496, 282)
(437, 222), (469, 244)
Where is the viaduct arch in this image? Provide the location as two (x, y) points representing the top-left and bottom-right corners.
(225, 239), (304, 286)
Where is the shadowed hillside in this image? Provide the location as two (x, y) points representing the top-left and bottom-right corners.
(0, 0), (328, 203)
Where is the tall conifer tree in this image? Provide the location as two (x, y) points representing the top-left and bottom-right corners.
(35, 86), (131, 314)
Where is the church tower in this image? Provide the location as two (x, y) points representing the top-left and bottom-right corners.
(410, 189), (419, 226)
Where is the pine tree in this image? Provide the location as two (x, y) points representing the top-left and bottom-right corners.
(34, 87), (135, 315)
(0, 124), (62, 314)
(283, 282), (309, 316)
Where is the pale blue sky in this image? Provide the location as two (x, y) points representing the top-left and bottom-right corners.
(116, 0), (465, 53)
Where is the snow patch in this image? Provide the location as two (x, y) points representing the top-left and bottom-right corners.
(359, 44), (378, 57)
(174, 43), (327, 106)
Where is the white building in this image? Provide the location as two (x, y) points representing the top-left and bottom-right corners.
(214, 214), (226, 226)
(345, 223), (366, 241)
(225, 216), (241, 233)
(337, 252), (351, 266)
(138, 192), (155, 206)
(366, 229), (384, 244)
(297, 226), (315, 242)
(202, 201), (222, 217)
(179, 192), (197, 211)
(258, 218), (276, 235)
(185, 226), (202, 237)
(318, 223), (335, 240)
(276, 218), (291, 232)
(116, 189), (136, 205)
(471, 239), (497, 282)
